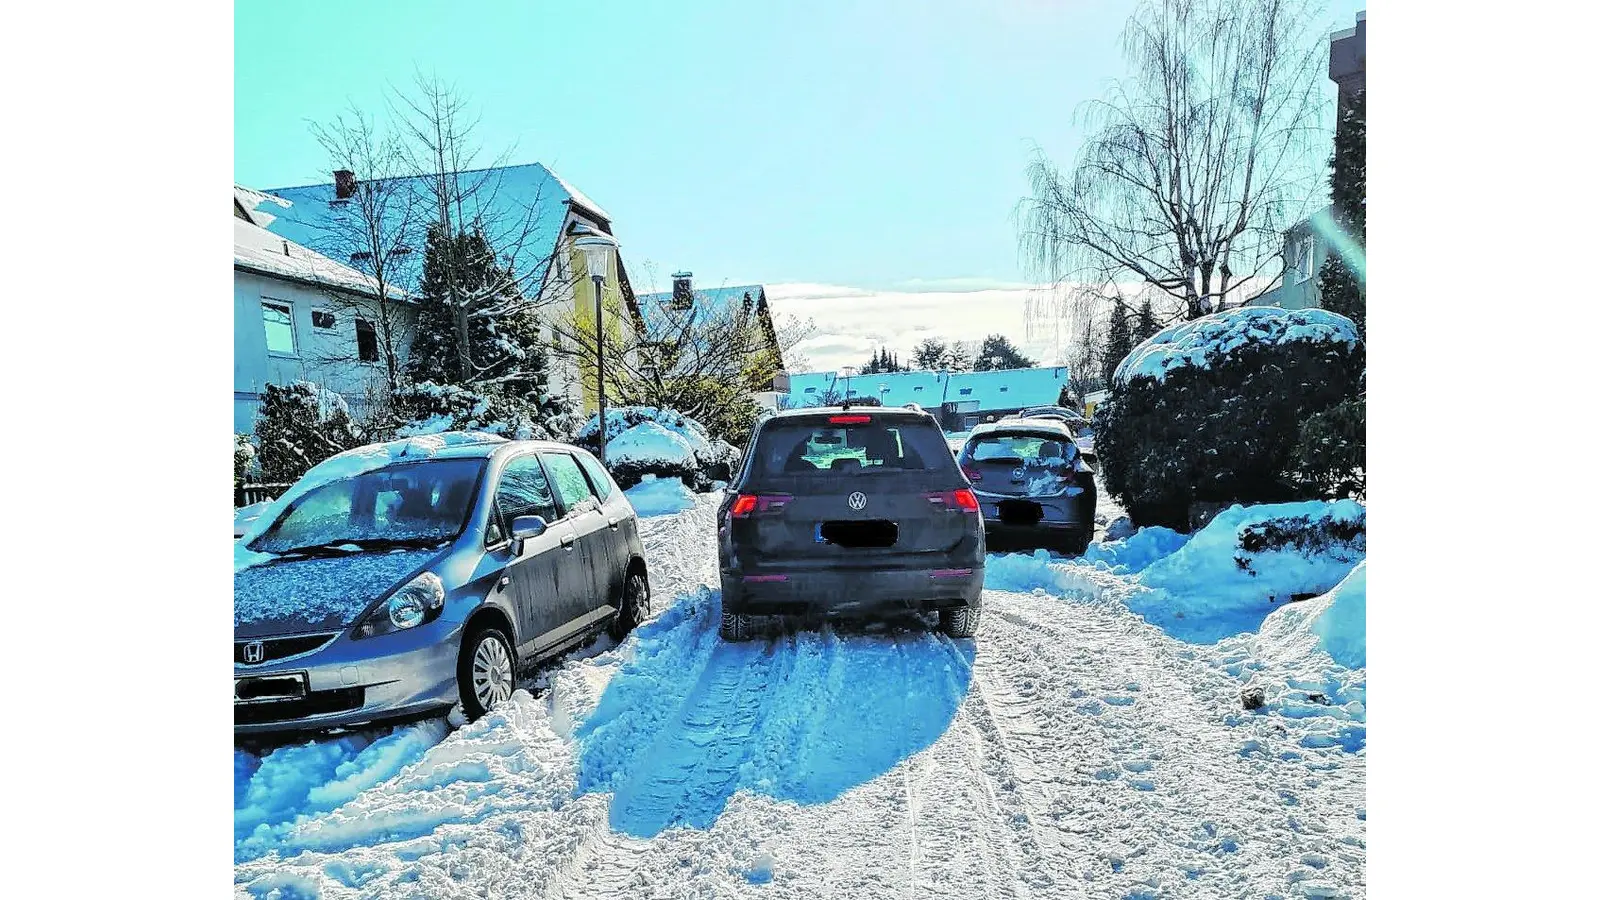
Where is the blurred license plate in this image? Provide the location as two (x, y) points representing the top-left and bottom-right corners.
(235, 673), (307, 703)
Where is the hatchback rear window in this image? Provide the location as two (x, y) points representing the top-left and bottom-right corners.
(753, 418), (955, 478)
(966, 433), (1076, 465)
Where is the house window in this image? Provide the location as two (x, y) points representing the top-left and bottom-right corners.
(1293, 234), (1315, 284)
(914, 386), (924, 392)
(355, 318), (379, 362)
(262, 301), (296, 355)
(804, 387), (817, 394)
(959, 388), (973, 396)
(999, 386), (1008, 393)
(311, 310), (337, 330)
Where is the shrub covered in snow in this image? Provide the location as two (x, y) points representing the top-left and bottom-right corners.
(392, 381), (575, 443)
(1095, 306), (1363, 528)
(233, 433), (258, 488)
(576, 406), (741, 490)
(253, 382), (363, 484)
(1128, 499), (1366, 642)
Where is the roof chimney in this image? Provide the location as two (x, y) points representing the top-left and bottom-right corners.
(671, 271), (694, 311)
(333, 169), (357, 200)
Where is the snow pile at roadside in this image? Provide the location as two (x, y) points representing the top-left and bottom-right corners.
(1075, 525), (1190, 574)
(609, 421), (698, 468)
(234, 432), (508, 565)
(1311, 561), (1367, 668)
(624, 474), (698, 517)
(1114, 306), (1359, 386)
(1128, 500), (1366, 642)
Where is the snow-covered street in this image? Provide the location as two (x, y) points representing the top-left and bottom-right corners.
(235, 491), (1366, 900)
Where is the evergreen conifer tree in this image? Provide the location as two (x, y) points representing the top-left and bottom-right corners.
(1103, 308), (1134, 386)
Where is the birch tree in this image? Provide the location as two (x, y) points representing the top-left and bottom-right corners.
(1019, 0), (1328, 324)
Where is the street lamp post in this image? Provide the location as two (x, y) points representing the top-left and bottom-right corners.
(574, 233), (620, 465)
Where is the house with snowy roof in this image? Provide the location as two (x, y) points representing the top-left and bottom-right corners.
(780, 365), (1070, 432)
(633, 272), (784, 388)
(233, 185), (417, 434)
(246, 163), (642, 416)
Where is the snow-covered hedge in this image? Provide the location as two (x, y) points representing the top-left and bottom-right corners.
(1126, 500), (1366, 642)
(1112, 306), (1358, 387)
(394, 381), (575, 442)
(576, 406), (741, 490)
(1095, 306), (1364, 528)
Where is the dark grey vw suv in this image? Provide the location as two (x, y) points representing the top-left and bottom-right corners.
(234, 434), (650, 734)
(717, 407), (985, 641)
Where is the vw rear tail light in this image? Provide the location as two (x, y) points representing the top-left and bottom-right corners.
(925, 489), (980, 513)
(730, 493), (792, 518)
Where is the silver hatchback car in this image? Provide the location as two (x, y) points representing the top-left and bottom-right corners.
(234, 433), (650, 735)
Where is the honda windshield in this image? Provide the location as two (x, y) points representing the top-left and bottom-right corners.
(251, 458), (486, 555)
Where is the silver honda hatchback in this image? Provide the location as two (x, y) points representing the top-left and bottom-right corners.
(234, 433), (650, 735)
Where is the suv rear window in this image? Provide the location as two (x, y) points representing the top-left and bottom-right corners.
(752, 418), (956, 478)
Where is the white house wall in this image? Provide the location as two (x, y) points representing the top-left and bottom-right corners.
(234, 270), (416, 434)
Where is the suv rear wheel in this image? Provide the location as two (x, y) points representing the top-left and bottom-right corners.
(720, 612), (754, 642)
(940, 606), (982, 638)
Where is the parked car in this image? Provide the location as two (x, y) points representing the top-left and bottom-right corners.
(1010, 407), (1096, 465)
(717, 407), (985, 641)
(957, 419), (1097, 555)
(233, 434), (650, 735)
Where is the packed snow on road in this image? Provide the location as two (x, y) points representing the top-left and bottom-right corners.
(235, 487), (1367, 899)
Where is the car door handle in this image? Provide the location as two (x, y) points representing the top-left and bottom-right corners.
(607, 517), (619, 530)
(498, 576), (510, 590)
(561, 534), (576, 549)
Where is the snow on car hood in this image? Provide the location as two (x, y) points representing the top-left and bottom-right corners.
(233, 548), (437, 638)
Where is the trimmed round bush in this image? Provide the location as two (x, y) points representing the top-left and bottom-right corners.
(1095, 307), (1363, 530)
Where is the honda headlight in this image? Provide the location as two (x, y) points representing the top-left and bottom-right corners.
(355, 572), (446, 638)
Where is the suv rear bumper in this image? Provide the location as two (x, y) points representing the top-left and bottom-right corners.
(721, 564), (984, 616)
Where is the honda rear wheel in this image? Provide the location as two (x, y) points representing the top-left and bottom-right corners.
(610, 569), (651, 641)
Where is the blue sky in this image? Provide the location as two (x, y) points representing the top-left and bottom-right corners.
(237, 0), (1362, 296)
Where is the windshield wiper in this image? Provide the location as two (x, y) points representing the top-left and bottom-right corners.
(266, 537), (446, 559)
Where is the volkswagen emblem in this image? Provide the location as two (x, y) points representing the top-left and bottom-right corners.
(847, 491), (868, 511)
(242, 641), (265, 664)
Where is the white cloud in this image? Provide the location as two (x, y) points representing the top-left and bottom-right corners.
(765, 282), (1073, 374)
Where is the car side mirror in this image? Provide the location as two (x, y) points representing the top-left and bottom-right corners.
(511, 515), (548, 540)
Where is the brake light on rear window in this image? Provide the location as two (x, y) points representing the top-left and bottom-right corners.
(730, 493), (792, 518)
(828, 415), (872, 424)
(924, 489), (980, 513)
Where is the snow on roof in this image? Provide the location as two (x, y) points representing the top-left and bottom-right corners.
(258, 162), (604, 293)
(234, 214), (395, 298)
(1113, 306), (1359, 387)
(634, 283), (767, 334)
(782, 366), (1069, 411)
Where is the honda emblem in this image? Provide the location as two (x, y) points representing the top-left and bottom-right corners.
(243, 641), (264, 664)
(847, 491), (868, 511)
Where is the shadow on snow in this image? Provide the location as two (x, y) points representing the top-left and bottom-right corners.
(574, 588), (976, 838)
